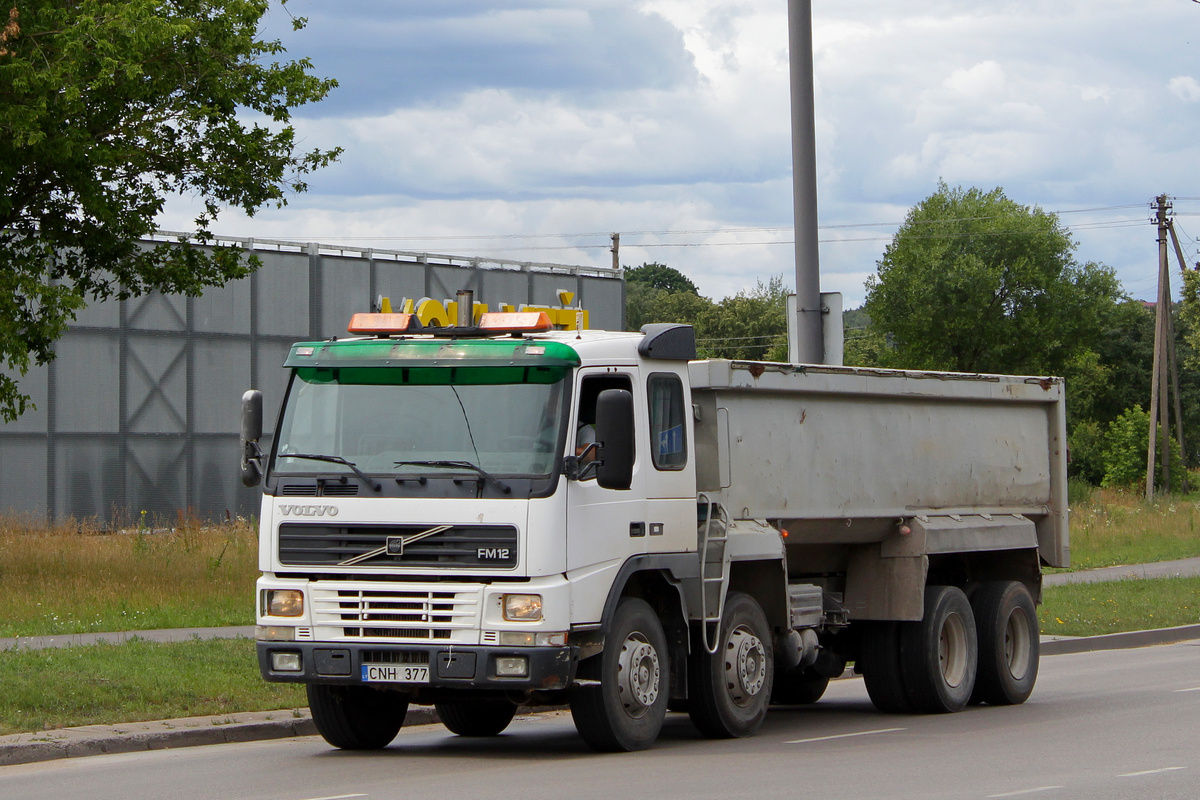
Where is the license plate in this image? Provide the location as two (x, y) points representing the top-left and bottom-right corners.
(362, 663), (430, 684)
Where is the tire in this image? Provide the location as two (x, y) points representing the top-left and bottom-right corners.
(900, 585), (978, 714)
(307, 684), (408, 750)
(436, 698), (518, 736)
(688, 592), (774, 738)
(970, 581), (1039, 706)
(859, 621), (913, 714)
(771, 667), (830, 705)
(569, 597), (670, 752)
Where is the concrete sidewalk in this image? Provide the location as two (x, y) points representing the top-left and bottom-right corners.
(2, 556), (1199, 768)
(1042, 556), (1200, 586)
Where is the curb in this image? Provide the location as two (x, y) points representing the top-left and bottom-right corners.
(0, 706), (440, 768)
(1039, 623), (1200, 655)
(2, 627), (1199, 768)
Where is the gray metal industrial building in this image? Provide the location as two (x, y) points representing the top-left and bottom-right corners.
(0, 235), (624, 523)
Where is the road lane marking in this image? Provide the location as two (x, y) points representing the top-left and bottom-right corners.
(1174, 687), (1200, 692)
(298, 795), (368, 800)
(985, 787), (1063, 798)
(1118, 767), (1186, 778)
(786, 727), (905, 744)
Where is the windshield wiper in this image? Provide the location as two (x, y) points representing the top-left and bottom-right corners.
(279, 453), (381, 492)
(393, 460), (512, 495)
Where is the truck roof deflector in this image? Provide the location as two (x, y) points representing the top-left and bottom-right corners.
(638, 324), (696, 360)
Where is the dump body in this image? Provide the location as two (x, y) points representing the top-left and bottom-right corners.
(690, 359), (1067, 568)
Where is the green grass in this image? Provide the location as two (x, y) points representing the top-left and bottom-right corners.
(1054, 487), (1200, 572)
(0, 515), (258, 637)
(0, 638), (305, 736)
(1040, 576), (1200, 637)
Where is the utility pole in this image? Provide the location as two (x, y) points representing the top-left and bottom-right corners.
(1167, 219), (1191, 493)
(611, 233), (620, 272)
(789, 0), (824, 363)
(1147, 194), (1172, 500)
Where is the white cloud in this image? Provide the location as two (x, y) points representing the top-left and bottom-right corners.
(160, 0), (1200, 308)
(1169, 75), (1200, 102)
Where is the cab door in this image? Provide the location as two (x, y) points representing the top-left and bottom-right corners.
(565, 367), (648, 623)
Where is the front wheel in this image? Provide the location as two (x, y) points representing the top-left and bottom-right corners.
(970, 581), (1039, 706)
(436, 698), (518, 736)
(307, 684), (408, 750)
(569, 597), (670, 752)
(688, 592), (774, 738)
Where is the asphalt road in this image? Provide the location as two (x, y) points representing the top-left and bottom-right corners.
(1, 641), (1197, 800)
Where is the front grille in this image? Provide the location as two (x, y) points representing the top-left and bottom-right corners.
(311, 585), (481, 641)
(361, 650), (430, 664)
(279, 523), (518, 569)
(279, 482), (359, 497)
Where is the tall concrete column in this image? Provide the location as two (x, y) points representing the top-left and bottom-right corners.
(789, 0), (824, 363)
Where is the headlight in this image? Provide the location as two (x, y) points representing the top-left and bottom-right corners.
(266, 589), (304, 617)
(502, 593), (543, 621)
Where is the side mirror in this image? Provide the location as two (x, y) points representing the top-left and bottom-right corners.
(595, 389), (634, 490)
(240, 390), (264, 487)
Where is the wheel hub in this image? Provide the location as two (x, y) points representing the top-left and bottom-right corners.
(725, 625), (767, 706)
(617, 632), (661, 717)
(1004, 608), (1032, 680)
(938, 612), (969, 689)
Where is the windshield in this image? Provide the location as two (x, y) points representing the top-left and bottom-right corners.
(272, 365), (569, 479)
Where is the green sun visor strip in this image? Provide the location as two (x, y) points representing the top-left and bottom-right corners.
(286, 338), (580, 386)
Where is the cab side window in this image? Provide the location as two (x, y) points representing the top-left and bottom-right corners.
(576, 374), (634, 477)
(647, 373), (686, 470)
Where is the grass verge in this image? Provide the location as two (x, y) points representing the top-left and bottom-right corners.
(1040, 576), (1200, 637)
(0, 638), (305, 736)
(0, 515), (258, 637)
(1060, 487), (1200, 571)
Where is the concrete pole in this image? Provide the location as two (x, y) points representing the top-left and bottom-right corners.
(789, 0), (824, 364)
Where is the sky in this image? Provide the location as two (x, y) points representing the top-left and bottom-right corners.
(157, 0), (1200, 308)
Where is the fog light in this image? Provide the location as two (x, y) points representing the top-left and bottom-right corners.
(256, 625), (296, 641)
(495, 656), (529, 677)
(266, 589), (304, 617)
(502, 594), (542, 621)
(271, 651), (302, 672)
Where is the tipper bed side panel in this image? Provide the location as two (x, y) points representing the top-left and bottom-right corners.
(688, 360), (1067, 564)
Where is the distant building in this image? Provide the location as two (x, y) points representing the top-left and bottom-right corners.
(0, 235), (623, 523)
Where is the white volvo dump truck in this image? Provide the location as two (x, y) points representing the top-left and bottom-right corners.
(241, 310), (1067, 752)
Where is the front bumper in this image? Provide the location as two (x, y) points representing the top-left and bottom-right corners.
(257, 641), (577, 691)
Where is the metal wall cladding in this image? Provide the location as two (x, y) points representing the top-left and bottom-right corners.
(0, 237), (623, 523)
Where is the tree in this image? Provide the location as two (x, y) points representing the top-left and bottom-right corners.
(625, 262), (699, 294)
(701, 276), (790, 361)
(0, 0), (340, 420)
(625, 269), (790, 362)
(862, 182), (1123, 378)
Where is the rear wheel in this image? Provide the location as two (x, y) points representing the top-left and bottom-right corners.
(900, 585), (978, 714)
(307, 684), (408, 750)
(970, 581), (1039, 706)
(859, 621), (913, 713)
(436, 698), (518, 736)
(569, 597), (669, 752)
(688, 592), (774, 738)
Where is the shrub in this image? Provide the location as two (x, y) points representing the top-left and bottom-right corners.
(1101, 405), (1184, 492)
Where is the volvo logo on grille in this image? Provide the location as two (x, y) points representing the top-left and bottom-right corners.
(278, 504), (339, 517)
(386, 537), (405, 555)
